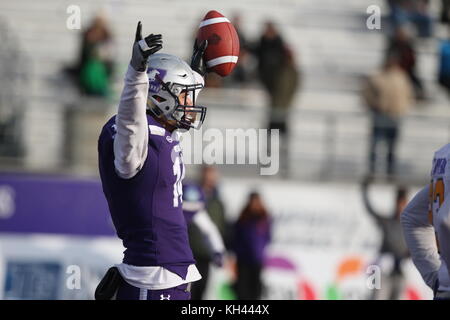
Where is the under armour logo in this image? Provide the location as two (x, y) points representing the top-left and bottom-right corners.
(148, 69), (160, 82)
(160, 294), (171, 300)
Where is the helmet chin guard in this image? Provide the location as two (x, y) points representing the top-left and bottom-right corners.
(146, 53), (206, 130)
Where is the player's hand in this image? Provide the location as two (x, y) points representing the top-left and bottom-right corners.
(190, 39), (208, 77)
(130, 21), (163, 72)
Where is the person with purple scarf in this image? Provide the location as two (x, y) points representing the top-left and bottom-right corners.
(232, 191), (272, 300)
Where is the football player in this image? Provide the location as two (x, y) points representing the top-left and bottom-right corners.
(182, 182), (226, 300)
(182, 182), (225, 268)
(96, 22), (208, 300)
(401, 143), (450, 300)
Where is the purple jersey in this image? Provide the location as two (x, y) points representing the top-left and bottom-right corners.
(98, 114), (195, 279)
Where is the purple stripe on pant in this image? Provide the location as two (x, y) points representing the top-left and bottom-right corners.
(116, 281), (191, 300)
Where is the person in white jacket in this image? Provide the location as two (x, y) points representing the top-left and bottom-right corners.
(401, 143), (450, 300)
(182, 182), (225, 268)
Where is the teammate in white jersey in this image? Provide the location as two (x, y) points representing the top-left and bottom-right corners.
(401, 143), (450, 300)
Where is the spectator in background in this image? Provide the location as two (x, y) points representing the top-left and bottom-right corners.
(442, 0), (450, 25)
(183, 182), (226, 300)
(362, 51), (414, 176)
(201, 166), (229, 245)
(387, 0), (433, 38)
(253, 22), (300, 176)
(254, 21), (285, 94)
(188, 165), (229, 300)
(438, 36), (450, 96)
(270, 46), (300, 133)
(387, 26), (425, 99)
(226, 13), (255, 86)
(254, 21), (300, 138)
(66, 14), (114, 97)
(232, 13), (248, 50)
(361, 177), (410, 300)
(232, 192), (271, 300)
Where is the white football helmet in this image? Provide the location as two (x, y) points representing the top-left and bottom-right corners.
(146, 53), (206, 130)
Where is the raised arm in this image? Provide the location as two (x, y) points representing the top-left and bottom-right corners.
(361, 177), (382, 223)
(113, 22), (162, 179)
(401, 186), (441, 289)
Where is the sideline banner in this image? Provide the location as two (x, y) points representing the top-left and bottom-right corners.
(210, 179), (432, 300)
(0, 173), (433, 299)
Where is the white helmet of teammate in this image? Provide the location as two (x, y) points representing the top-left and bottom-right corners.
(146, 53), (206, 130)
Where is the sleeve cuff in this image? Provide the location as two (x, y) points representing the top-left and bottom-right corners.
(125, 64), (149, 84)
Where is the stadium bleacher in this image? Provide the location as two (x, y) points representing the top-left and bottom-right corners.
(0, 0), (448, 184)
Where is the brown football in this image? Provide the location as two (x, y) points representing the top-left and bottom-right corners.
(196, 10), (240, 77)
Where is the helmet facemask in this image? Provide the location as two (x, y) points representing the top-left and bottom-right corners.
(156, 75), (206, 130)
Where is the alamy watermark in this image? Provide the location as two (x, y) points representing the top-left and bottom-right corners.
(366, 265), (381, 290)
(173, 128), (280, 176)
(366, 5), (381, 30)
(66, 265), (81, 290)
(66, 5), (81, 30)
